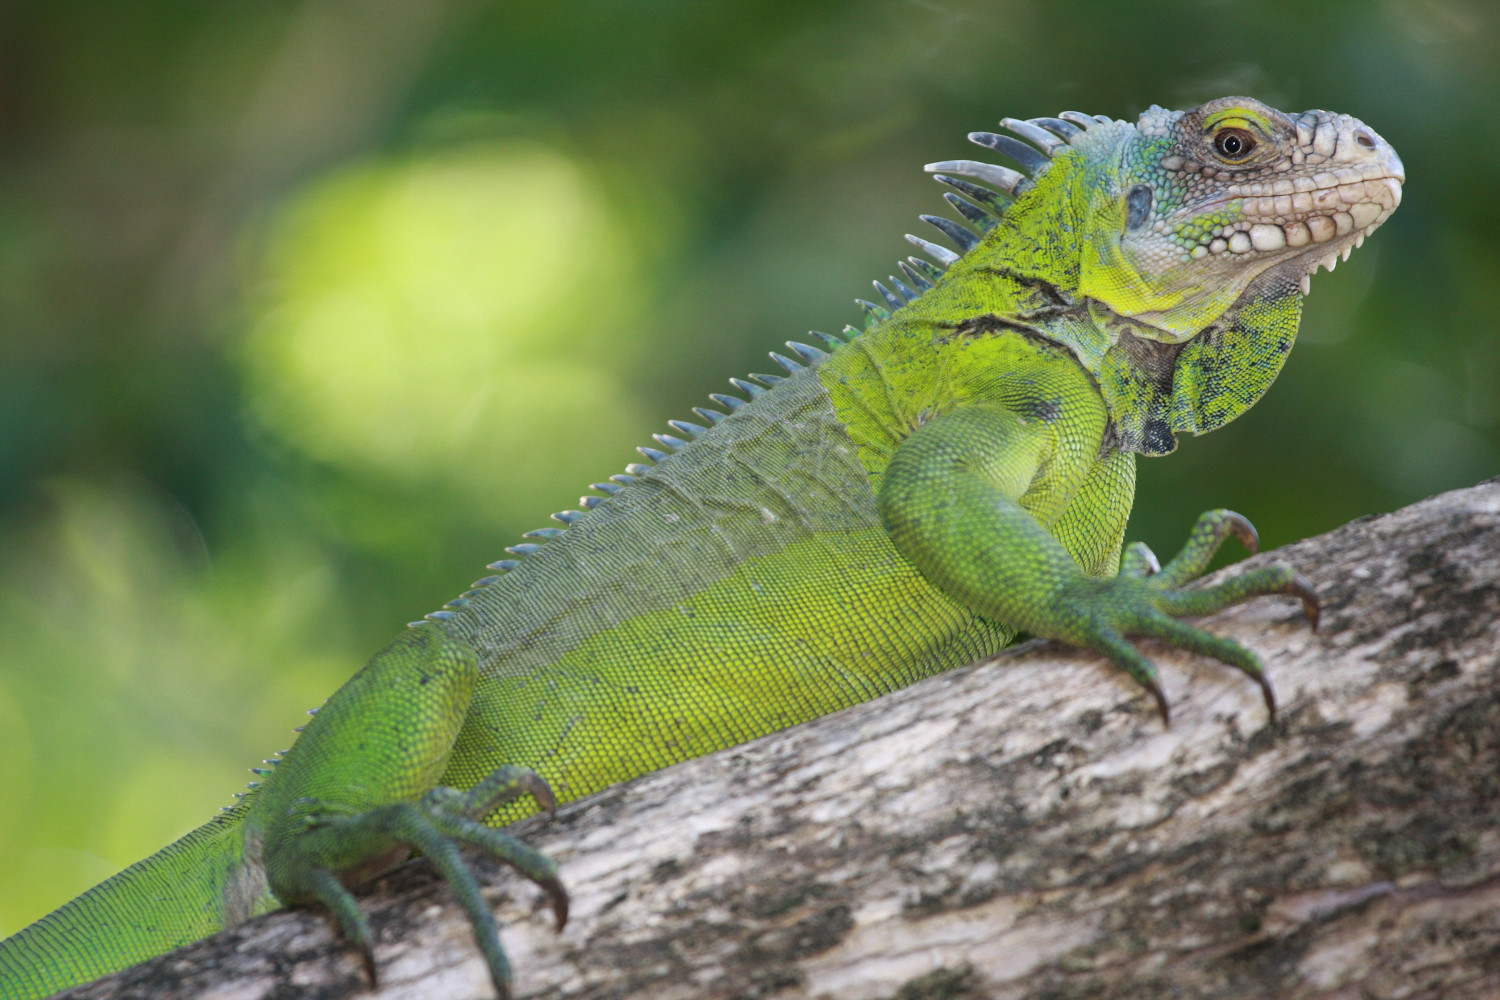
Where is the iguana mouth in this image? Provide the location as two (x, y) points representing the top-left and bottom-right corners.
(1197, 167), (1403, 294)
(1153, 106), (1406, 297)
(917, 103), (1406, 317)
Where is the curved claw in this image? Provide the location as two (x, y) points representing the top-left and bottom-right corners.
(1082, 622), (1177, 727)
(297, 866), (382, 986)
(539, 875), (570, 931)
(1130, 607), (1277, 726)
(520, 770), (558, 820)
(358, 943), (378, 988)
(1079, 511), (1307, 730)
(1120, 541), (1161, 578)
(1255, 672), (1278, 725)
(1224, 511), (1259, 555)
(1156, 509), (1263, 589)
(442, 765), (558, 823)
(279, 774), (565, 998)
(1146, 676), (1171, 728)
(1289, 573), (1320, 631)
(1153, 666), (1277, 726)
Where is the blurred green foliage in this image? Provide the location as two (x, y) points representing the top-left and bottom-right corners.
(0, 1), (1494, 934)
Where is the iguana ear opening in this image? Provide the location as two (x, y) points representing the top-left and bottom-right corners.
(1125, 185), (1153, 231)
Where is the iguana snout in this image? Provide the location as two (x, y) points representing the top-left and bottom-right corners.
(1083, 97), (1404, 341)
(1166, 100), (1404, 296)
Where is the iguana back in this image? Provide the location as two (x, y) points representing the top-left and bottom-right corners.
(443, 339), (1106, 814)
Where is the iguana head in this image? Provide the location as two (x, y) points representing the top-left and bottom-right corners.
(912, 97), (1403, 453)
(1082, 96), (1404, 340)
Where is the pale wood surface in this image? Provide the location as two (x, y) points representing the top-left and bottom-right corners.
(61, 480), (1500, 1000)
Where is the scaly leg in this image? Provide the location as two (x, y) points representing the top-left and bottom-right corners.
(879, 405), (1317, 725)
(252, 627), (567, 999)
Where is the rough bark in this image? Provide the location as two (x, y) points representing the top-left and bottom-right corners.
(60, 481), (1500, 1000)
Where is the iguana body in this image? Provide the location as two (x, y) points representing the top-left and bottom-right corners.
(0, 97), (1402, 999)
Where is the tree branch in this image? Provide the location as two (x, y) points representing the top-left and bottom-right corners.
(60, 480), (1500, 1000)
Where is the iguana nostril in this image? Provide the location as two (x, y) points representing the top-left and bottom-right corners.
(1356, 130), (1377, 150)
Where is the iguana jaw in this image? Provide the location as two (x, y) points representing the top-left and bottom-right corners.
(1084, 98), (1404, 342)
(1175, 130), (1404, 299)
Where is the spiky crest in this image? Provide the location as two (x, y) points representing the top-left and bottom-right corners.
(408, 112), (1094, 625)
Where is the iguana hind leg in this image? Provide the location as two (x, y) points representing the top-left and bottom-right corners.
(252, 627), (566, 999)
(282, 789), (564, 999)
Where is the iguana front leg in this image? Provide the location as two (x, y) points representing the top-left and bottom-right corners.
(877, 405), (1316, 724)
(251, 627), (567, 998)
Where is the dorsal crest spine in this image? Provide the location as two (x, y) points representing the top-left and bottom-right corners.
(412, 110), (1104, 626)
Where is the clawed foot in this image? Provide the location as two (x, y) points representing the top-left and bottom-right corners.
(277, 766), (566, 999)
(1069, 509), (1318, 726)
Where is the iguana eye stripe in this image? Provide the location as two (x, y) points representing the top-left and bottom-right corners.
(1202, 108), (1275, 136)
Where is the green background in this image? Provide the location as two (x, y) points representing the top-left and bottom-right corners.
(0, 1), (1493, 933)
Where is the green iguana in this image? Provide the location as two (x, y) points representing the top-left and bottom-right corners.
(0, 96), (1402, 999)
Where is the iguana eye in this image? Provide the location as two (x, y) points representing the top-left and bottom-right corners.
(1213, 127), (1256, 161)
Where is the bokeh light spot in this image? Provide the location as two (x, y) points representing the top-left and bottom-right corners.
(243, 140), (650, 514)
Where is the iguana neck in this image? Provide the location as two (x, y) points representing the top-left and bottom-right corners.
(881, 143), (1304, 456)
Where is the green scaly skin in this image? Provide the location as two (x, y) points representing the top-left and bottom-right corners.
(0, 97), (1403, 999)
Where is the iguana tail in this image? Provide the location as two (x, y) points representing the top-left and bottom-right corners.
(0, 806), (273, 1000)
